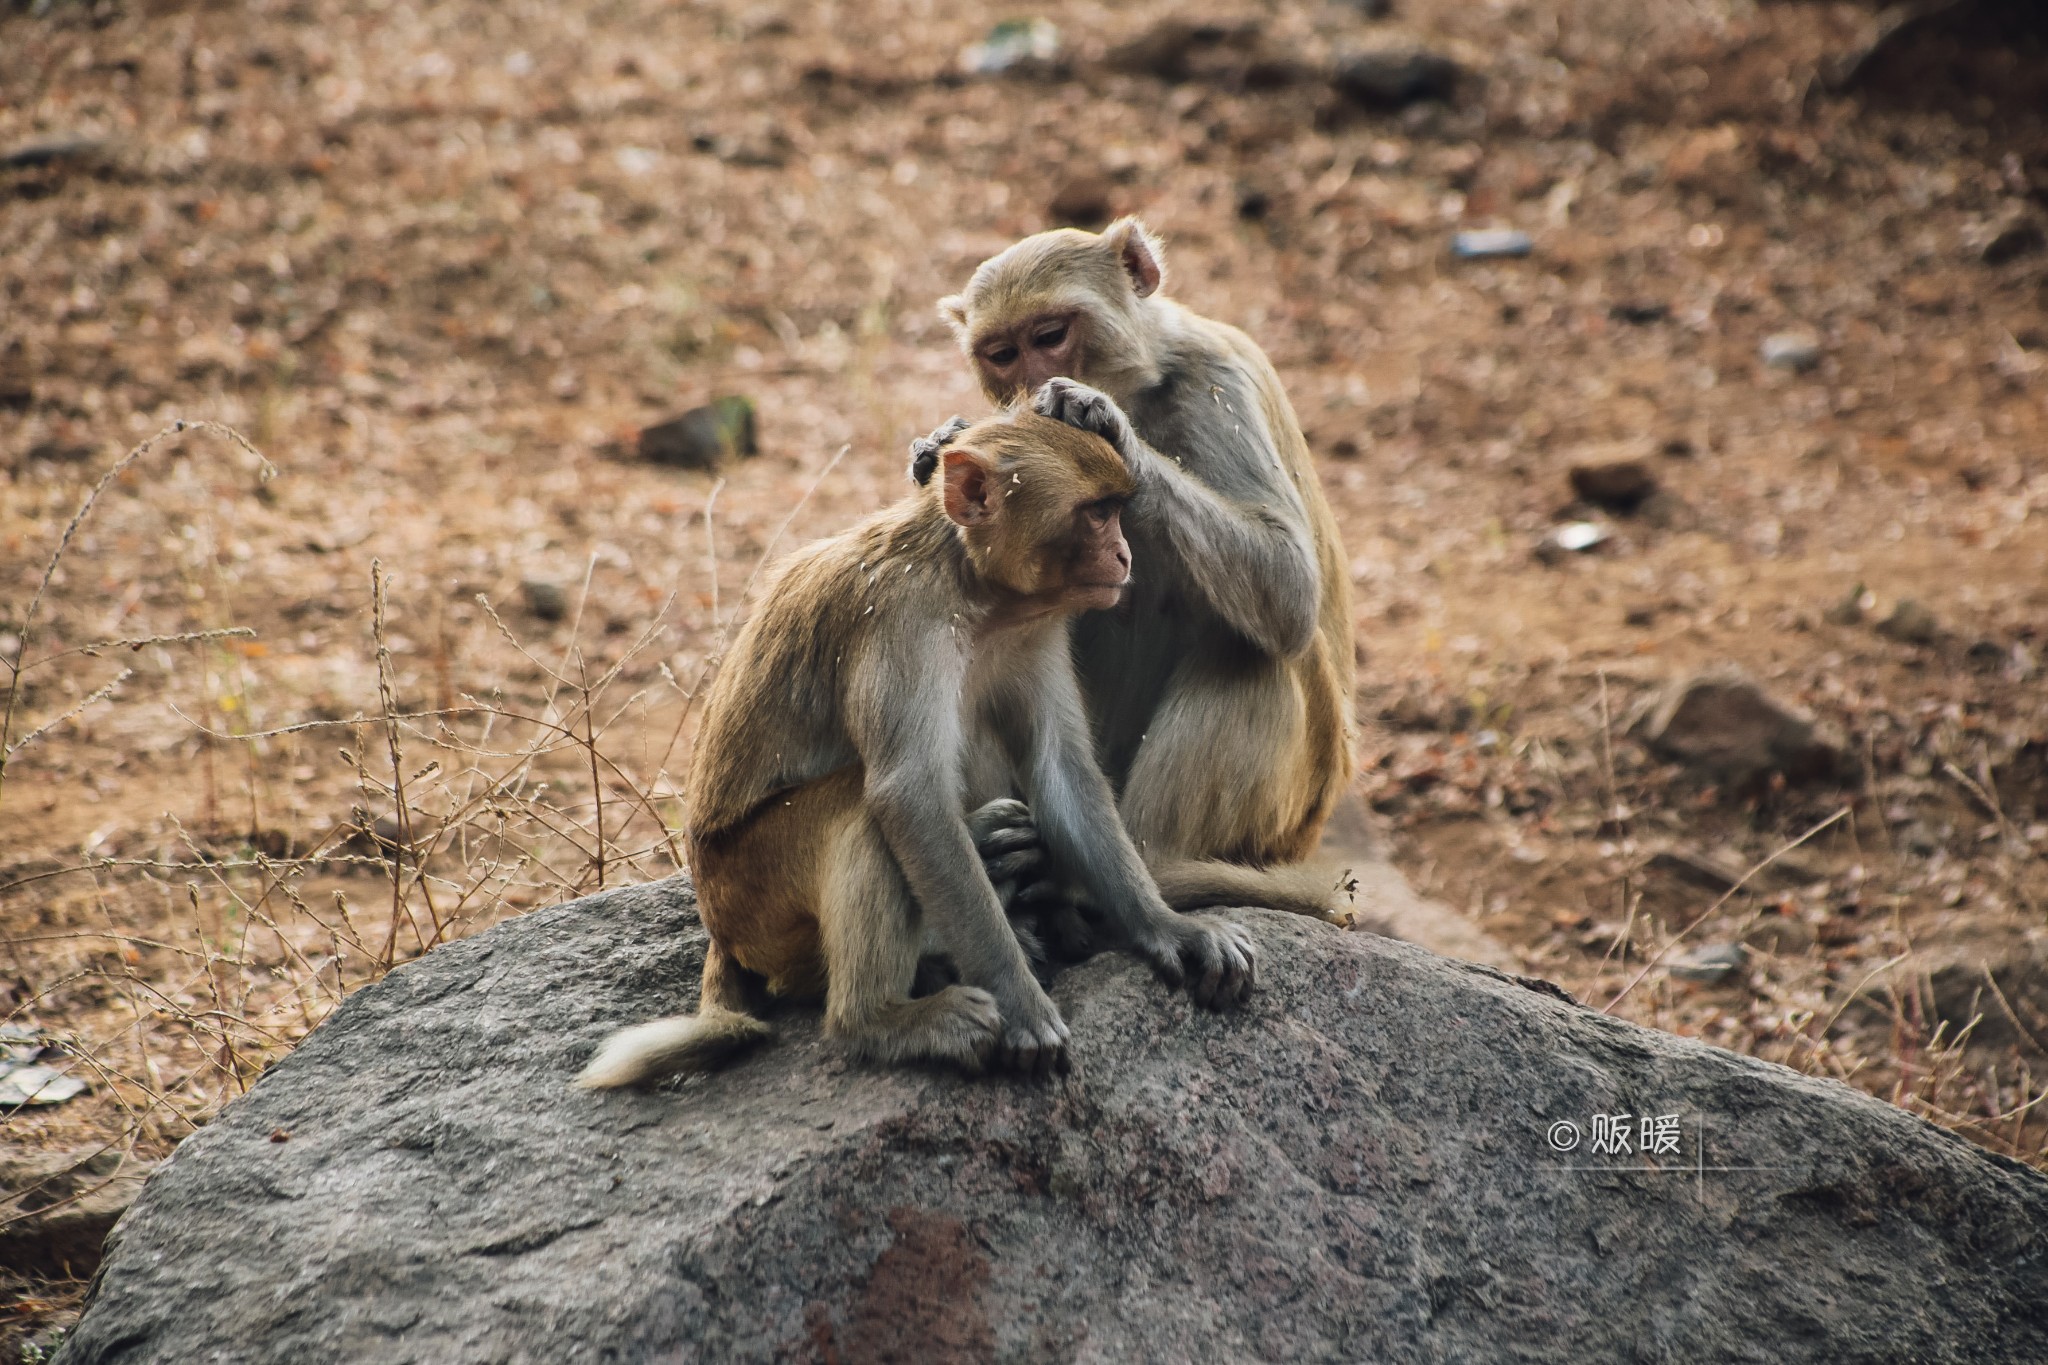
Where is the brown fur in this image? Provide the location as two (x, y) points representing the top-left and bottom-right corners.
(938, 221), (1355, 905)
(578, 407), (1257, 1089)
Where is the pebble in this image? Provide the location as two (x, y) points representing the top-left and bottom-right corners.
(1760, 332), (1822, 372)
(1631, 666), (1854, 788)
(1822, 583), (1872, 627)
(1669, 943), (1747, 986)
(1106, 19), (1256, 82)
(1965, 639), (2008, 671)
(638, 396), (758, 470)
(1451, 229), (1533, 260)
(521, 579), (569, 622)
(959, 18), (1059, 75)
(1331, 46), (1462, 108)
(1875, 598), (1939, 646)
(1608, 302), (1669, 325)
(1569, 459), (1657, 513)
(0, 133), (105, 169)
(1535, 520), (1607, 563)
(1977, 213), (2044, 266)
(1048, 175), (1116, 228)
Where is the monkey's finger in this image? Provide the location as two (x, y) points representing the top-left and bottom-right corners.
(1220, 933), (1253, 998)
(1225, 947), (1253, 1005)
(973, 825), (1040, 858)
(966, 798), (1035, 841)
(983, 849), (1045, 884)
(1013, 879), (1068, 908)
(1193, 942), (1229, 1009)
(1038, 1022), (1071, 1079)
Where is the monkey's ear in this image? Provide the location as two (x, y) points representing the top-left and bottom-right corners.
(937, 294), (970, 340)
(940, 448), (999, 528)
(1102, 217), (1164, 299)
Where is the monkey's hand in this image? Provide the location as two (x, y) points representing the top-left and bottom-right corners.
(967, 798), (1046, 892)
(908, 415), (971, 486)
(992, 983), (1071, 1079)
(1134, 915), (1257, 1009)
(1032, 378), (1139, 465)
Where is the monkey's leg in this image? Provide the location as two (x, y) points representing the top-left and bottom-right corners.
(821, 811), (1002, 1071)
(574, 941), (772, 1089)
(1116, 656), (1318, 867)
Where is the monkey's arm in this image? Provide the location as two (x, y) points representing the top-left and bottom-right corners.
(1033, 377), (1319, 659)
(1011, 644), (1256, 1008)
(847, 629), (1069, 1073)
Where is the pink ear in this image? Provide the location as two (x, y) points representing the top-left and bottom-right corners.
(941, 448), (995, 527)
(1104, 217), (1163, 298)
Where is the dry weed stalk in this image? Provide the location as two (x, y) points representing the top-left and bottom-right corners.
(3, 422), (859, 1232)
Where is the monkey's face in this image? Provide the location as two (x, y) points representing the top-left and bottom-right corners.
(969, 309), (1086, 402)
(1055, 495), (1132, 611)
(940, 218), (1168, 405)
(938, 417), (1135, 613)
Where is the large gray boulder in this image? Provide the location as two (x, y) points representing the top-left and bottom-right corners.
(60, 877), (2048, 1363)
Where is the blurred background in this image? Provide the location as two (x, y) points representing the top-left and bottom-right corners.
(3, 0), (2046, 1348)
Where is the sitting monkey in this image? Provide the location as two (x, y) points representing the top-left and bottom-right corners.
(577, 396), (1257, 1089)
(918, 218), (1355, 920)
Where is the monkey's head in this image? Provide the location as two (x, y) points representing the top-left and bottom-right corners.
(939, 217), (1167, 406)
(936, 411), (1136, 612)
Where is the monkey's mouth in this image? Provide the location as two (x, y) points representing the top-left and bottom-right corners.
(1071, 578), (1130, 609)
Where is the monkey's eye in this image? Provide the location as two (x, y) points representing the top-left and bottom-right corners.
(1032, 321), (1069, 350)
(1079, 497), (1122, 528)
(983, 343), (1020, 367)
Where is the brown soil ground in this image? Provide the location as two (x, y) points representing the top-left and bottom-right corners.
(4, 0), (2047, 1352)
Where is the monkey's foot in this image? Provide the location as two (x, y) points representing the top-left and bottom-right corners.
(1031, 378), (1137, 462)
(1011, 897), (1098, 973)
(847, 986), (1001, 1073)
(993, 989), (1072, 1079)
(1136, 915), (1258, 1009)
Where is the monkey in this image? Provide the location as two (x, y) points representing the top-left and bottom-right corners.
(576, 401), (1258, 1091)
(918, 219), (1355, 916)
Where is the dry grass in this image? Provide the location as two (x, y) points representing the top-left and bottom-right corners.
(0, 415), (758, 1352)
(1, 418), (684, 1154)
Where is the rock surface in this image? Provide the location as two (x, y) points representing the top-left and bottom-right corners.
(61, 877), (2048, 1364)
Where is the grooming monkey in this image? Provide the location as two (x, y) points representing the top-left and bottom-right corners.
(577, 401), (1257, 1090)
(918, 219), (1354, 914)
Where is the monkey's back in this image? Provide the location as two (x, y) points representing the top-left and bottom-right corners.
(683, 498), (962, 851)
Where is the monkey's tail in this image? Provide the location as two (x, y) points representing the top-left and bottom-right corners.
(574, 942), (771, 1090)
(1150, 858), (1346, 923)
